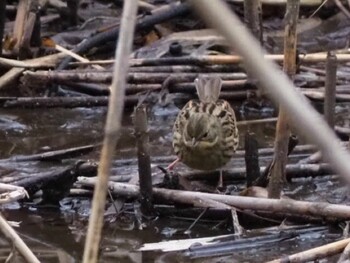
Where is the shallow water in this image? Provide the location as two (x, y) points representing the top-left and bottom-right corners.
(0, 101), (348, 262)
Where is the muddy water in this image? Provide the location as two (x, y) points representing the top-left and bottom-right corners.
(0, 102), (347, 262)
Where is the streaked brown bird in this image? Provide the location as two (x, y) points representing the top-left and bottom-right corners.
(172, 76), (239, 186)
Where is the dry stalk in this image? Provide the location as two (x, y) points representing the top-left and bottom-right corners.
(0, 213), (40, 263)
(244, 0), (263, 83)
(244, 132), (261, 187)
(0, 0), (5, 56)
(268, 0), (299, 199)
(82, 1), (139, 263)
(324, 51), (337, 128)
(12, 0), (39, 58)
(244, 0), (263, 44)
(55, 44), (104, 70)
(337, 239), (350, 262)
(72, 52), (350, 67)
(189, 0), (350, 183)
(267, 238), (350, 263)
(0, 57), (57, 69)
(133, 105), (154, 216)
(12, 0), (31, 52)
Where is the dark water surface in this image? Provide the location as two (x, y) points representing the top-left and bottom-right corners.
(0, 102), (348, 262)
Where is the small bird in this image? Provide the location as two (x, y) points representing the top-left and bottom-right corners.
(172, 76), (239, 187)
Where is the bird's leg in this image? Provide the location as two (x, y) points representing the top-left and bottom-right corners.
(218, 169), (224, 189)
(156, 158), (179, 179)
(166, 158), (180, 171)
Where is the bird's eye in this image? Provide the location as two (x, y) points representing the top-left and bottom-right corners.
(203, 132), (209, 138)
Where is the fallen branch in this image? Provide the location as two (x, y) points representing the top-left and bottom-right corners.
(183, 163), (333, 181)
(129, 53), (350, 67)
(77, 178), (350, 220)
(21, 71), (247, 85)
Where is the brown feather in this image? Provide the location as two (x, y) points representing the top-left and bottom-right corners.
(173, 76), (239, 171)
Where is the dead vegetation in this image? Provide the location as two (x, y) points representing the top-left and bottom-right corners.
(2, 0), (350, 262)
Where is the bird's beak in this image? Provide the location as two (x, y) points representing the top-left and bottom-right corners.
(191, 138), (198, 147)
(184, 137), (199, 148)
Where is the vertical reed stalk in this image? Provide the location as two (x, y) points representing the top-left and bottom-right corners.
(82, 1), (139, 262)
(134, 105), (154, 216)
(268, 0), (300, 199)
(324, 51), (337, 128)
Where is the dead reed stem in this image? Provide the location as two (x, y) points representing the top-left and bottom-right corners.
(268, 0), (299, 199)
(267, 238), (350, 263)
(12, 0), (30, 53)
(0, 0), (6, 56)
(228, 0), (322, 5)
(324, 52), (337, 128)
(0, 213), (40, 263)
(189, 0), (350, 183)
(244, 0), (262, 44)
(73, 53), (350, 67)
(337, 239), (350, 262)
(244, 132), (261, 187)
(82, 1), (138, 263)
(268, 109), (290, 197)
(133, 105), (154, 216)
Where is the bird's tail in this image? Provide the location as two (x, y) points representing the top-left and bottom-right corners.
(195, 76), (222, 103)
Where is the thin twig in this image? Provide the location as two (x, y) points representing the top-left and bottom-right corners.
(308, 0), (328, 18)
(184, 208), (208, 234)
(82, 1), (139, 263)
(55, 44), (104, 70)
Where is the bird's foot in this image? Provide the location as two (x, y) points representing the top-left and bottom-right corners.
(216, 170), (226, 193)
(157, 166), (180, 189)
(166, 158), (180, 171)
